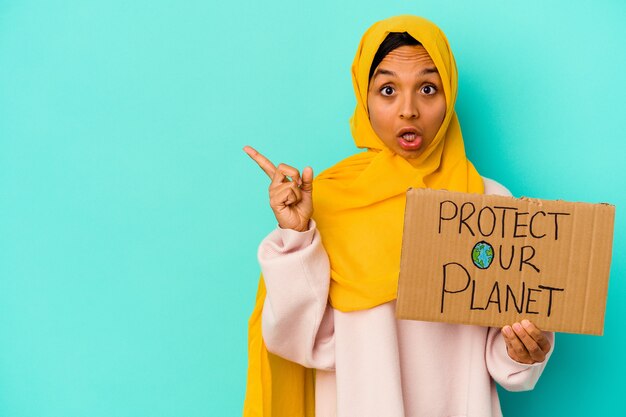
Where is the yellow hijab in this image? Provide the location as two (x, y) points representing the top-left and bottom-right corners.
(244, 15), (484, 416)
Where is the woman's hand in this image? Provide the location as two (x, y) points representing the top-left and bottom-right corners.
(243, 146), (313, 232)
(502, 320), (551, 364)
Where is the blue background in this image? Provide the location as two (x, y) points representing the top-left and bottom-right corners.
(1, 0), (624, 415)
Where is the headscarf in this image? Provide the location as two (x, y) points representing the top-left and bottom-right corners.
(243, 15), (484, 416)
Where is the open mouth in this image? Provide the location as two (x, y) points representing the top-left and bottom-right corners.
(397, 127), (423, 150)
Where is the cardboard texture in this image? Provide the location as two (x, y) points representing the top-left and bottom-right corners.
(396, 188), (615, 335)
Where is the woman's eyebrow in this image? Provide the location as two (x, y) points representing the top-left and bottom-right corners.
(421, 67), (439, 75)
(372, 67), (439, 81)
(372, 68), (396, 80)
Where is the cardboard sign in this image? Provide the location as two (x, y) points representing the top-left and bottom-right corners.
(396, 188), (615, 335)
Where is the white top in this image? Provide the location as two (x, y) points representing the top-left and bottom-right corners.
(259, 178), (554, 417)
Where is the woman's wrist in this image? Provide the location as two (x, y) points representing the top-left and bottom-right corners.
(279, 219), (311, 233)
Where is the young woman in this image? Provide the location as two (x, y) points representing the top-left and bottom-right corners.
(243, 15), (554, 417)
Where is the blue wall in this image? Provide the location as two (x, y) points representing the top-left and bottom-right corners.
(1, 0), (624, 415)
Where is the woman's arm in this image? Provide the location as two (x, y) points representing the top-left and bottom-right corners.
(482, 176), (556, 390)
(243, 147), (333, 368)
(259, 220), (335, 370)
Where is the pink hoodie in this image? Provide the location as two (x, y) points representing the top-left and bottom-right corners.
(258, 177), (554, 417)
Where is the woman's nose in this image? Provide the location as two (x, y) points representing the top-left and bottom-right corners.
(399, 94), (419, 119)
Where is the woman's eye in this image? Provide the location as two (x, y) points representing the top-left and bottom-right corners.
(421, 85), (437, 95)
(380, 86), (395, 96)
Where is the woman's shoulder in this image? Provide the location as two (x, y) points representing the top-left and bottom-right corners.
(481, 176), (513, 197)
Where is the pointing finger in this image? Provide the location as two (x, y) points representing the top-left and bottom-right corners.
(243, 145), (276, 179)
(270, 166), (286, 187)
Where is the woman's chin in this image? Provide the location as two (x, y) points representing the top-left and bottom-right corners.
(396, 146), (426, 160)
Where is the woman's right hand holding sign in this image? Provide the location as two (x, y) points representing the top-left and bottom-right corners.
(243, 146), (313, 232)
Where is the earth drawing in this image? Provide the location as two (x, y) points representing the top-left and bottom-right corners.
(472, 241), (494, 269)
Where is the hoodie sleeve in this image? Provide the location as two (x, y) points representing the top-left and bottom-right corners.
(258, 219), (335, 370)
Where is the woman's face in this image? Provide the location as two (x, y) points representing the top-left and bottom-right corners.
(367, 45), (446, 159)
